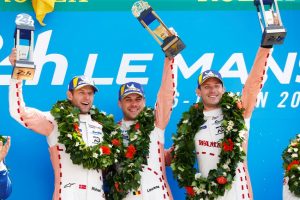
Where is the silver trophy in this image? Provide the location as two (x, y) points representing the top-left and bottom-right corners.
(254, 0), (286, 46)
(132, 0), (185, 58)
(13, 13), (35, 80)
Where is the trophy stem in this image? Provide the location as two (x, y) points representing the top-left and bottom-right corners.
(258, 0), (268, 27)
(273, 0), (283, 26)
(30, 30), (34, 61)
(256, 6), (265, 33)
(141, 20), (163, 45)
(16, 29), (20, 61)
(151, 11), (173, 36)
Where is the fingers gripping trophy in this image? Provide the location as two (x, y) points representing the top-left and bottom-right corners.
(132, 0), (185, 58)
(254, 0), (287, 47)
(12, 13), (36, 80)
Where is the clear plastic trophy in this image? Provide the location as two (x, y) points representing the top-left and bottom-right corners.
(12, 13), (35, 80)
(254, 0), (286, 46)
(132, 0), (185, 58)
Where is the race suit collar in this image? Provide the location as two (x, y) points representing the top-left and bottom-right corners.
(203, 108), (222, 117)
(79, 114), (92, 122)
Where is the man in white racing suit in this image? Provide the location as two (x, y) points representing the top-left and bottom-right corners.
(9, 49), (107, 200)
(116, 57), (175, 200)
(0, 136), (12, 200)
(192, 46), (272, 200)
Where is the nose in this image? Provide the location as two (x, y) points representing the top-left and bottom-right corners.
(83, 93), (91, 101)
(130, 100), (138, 107)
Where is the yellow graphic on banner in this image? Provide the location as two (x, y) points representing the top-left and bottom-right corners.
(32, 0), (55, 26)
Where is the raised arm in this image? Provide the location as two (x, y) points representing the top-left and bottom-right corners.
(241, 47), (272, 119)
(8, 49), (54, 136)
(154, 57), (176, 130)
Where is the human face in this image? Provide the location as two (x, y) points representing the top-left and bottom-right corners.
(67, 85), (95, 114)
(118, 93), (145, 121)
(196, 78), (225, 111)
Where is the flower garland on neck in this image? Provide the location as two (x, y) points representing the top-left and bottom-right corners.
(282, 133), (300, 197)
(50, 100), (123, 170)
(106, 107), (155, 200)
(171, 92), (247, 200)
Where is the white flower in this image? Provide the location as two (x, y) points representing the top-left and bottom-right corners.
(182, 119), (189, 124)
(75, 142), (80, 147)
(93, 153), (98, 158)
(128, 163), (135, 168)
(211, 181), (217, 186)
(228, 120), (234, 127)
(111, 131), (118, 135)
(100, 148), (103, 155)
(223, 163), (229, 170)
(131, 134), (138, 141)
(227, 125), (233, 131)
(239, 130), (246, 139)
(288, 148), (293, 153)
(193, 187), (205, 195)
(101, 111), (107, 115)
(292, 153), (298, 158)
(232, 129), (238, 132)
(136, 130), (142, 135)
(226, 105), (231, 109)
(223, 172), (227, 176)
(228, 92), (234, 97)
(67, 134), (73, 139)
(207, 190), (213, 195)
(291, 175), (295, 179)
(195, 173), (202, 180)
(293, 148), (298, 152)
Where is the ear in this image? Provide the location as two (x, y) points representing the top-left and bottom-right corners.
(67, 91), (73, 101)
(222, 86), (226, 94)
(118, 100), (122, 108)
(195, 88), (201, 97)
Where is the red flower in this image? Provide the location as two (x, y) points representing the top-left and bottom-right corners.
(125, 144), (136, 160)
(135, 123), (140, 130)
(112, 139), (121, 146)
(185, 186), (195, 197)
(236, 101), (243, 110)
(216, 176), (227, 185)
(73, 123), (80, 133)
(115, 182), (121, 192)
(194, 103), (199, 109)
(100, 146), (111, 155)
(223, 138), (234, 152)
(287, 160), (300, 171)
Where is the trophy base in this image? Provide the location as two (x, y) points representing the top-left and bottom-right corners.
(162, 35), (186, 58)
(262, 26), (287, 46)
(12, 60), (35, 80)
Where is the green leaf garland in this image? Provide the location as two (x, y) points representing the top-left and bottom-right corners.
(50, 100), (123, 170)
(171, 92), (247, 200)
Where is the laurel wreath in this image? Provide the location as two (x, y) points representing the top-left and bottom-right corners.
(171, 92), (247, 200)
(50, 100), (123, 170)
(282, 133), (300, 197)
(106, 107), (155, 200)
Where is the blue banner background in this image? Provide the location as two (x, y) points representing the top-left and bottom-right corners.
(0, 8), (299, 200)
